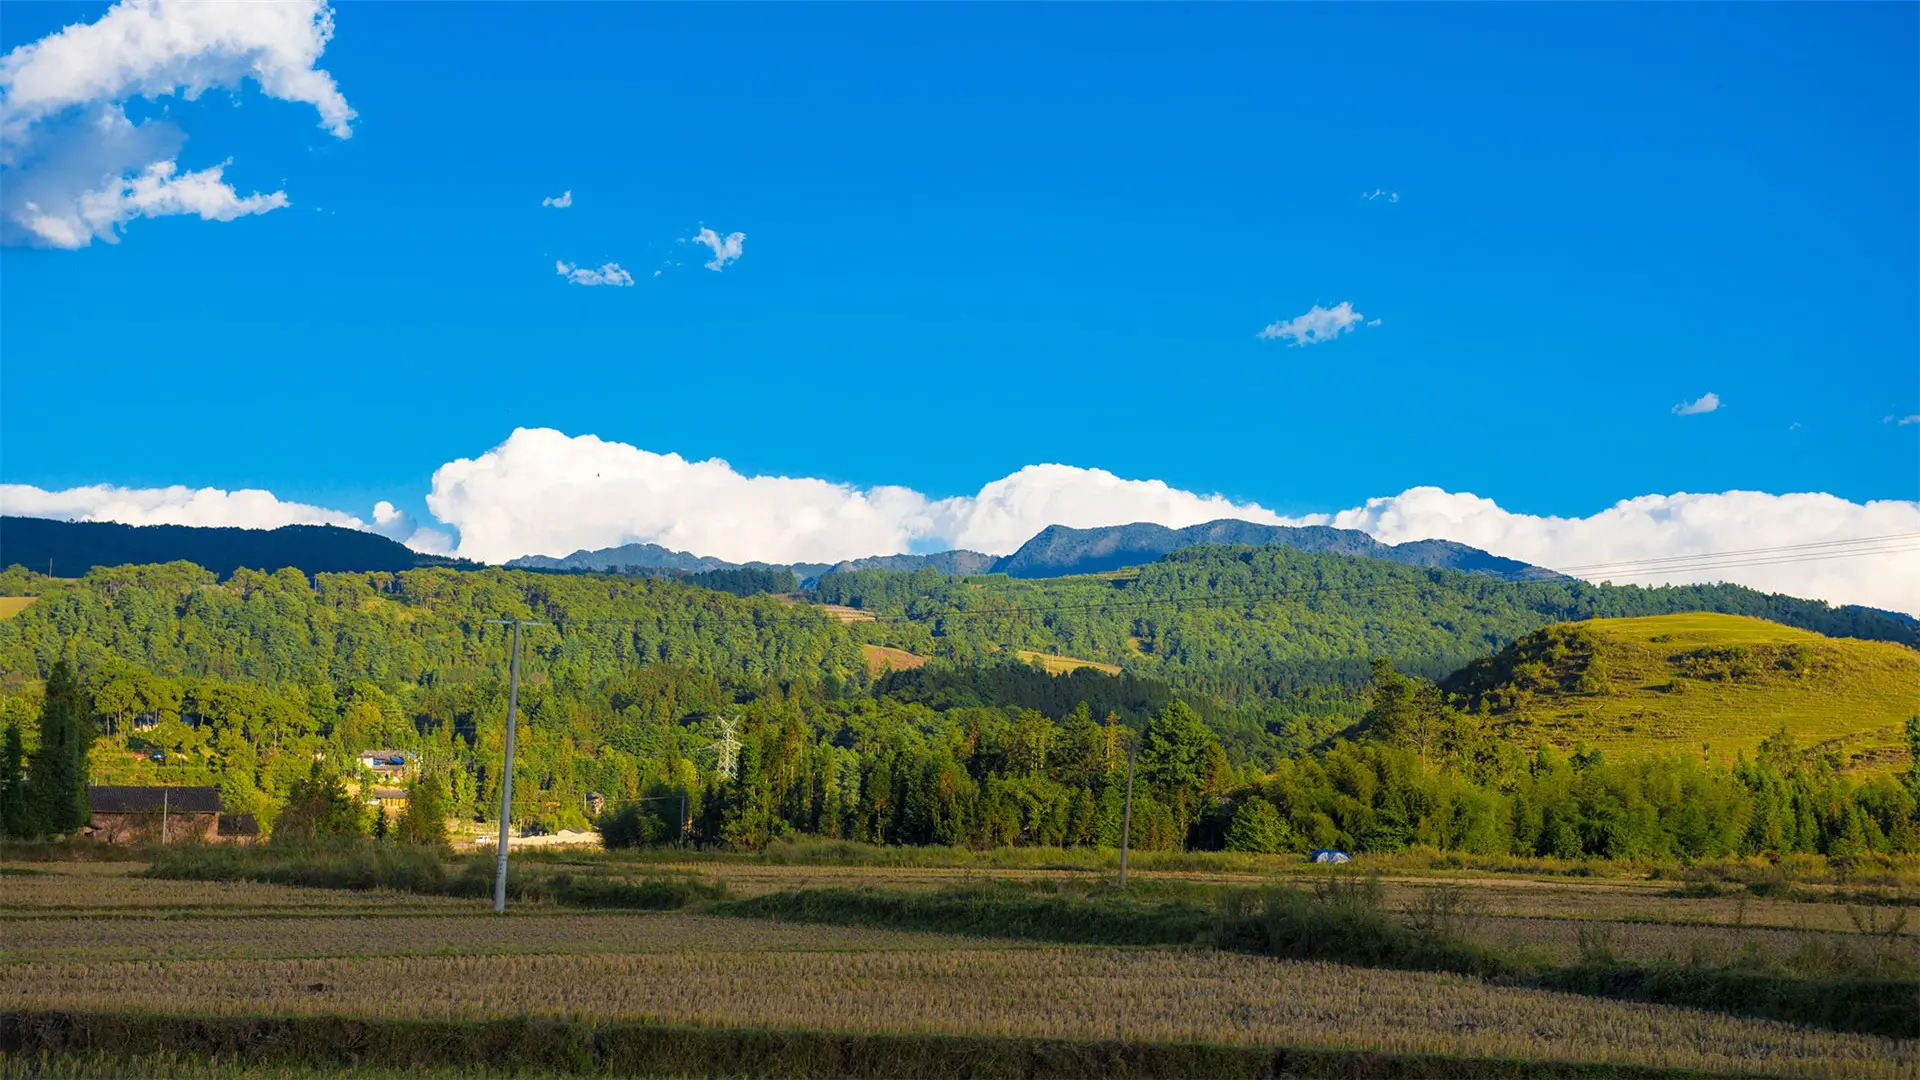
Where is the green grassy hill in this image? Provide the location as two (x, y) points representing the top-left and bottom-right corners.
(1442, 613), (1920, 772)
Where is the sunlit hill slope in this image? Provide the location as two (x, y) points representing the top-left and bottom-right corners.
(1441, 613), (1920, 773)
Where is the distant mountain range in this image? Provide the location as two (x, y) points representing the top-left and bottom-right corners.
(506, 519), (1550, 583)
(0, 517), (479, 580)
(2, 512), (1556, 587)
(991, 520), (1545, 579)
(507, 541), (830, 577)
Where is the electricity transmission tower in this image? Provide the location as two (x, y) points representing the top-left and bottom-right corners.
(709, 716), (741, 781)
(485, 617), (543, 913)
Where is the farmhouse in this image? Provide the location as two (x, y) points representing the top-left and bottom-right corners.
(369, 786), (409, 813)
(218, 813), (261, 845)
(88, 785), (222, 844)
(357, 749), (414, 779)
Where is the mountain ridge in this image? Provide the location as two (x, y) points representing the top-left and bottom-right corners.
(990, 519), (1545, 579)
(0, 517), (478, 580)
(506, 518), (1550, 583)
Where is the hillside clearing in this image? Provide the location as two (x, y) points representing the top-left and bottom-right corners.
(861, 644), (928, 675)
(1015, 649), (1122, 676)
(1447, 614), (1920, 772)
(0, 596), (35, 619)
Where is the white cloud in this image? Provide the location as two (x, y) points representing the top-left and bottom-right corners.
(419, 428), (1920, 615)
(1672, 392), (1721, 417)
(1895, 415), (1919, 427)
(1362, 189), (1399, 203)
(0, 482), (454, 554)
(556, 260), (634, 287)
(2, 482), (366, 531)
(1258, 302), (1367, 346)
(687, 226), (744, 271)
(541, 189), (572, 208)
(0, 0), (352, 248)
(1311, 487), (1920, 616)
(14, 433), (1919, 615)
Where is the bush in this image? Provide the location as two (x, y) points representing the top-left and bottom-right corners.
(1215, 875), (1506, 978)
(713, 885), (1213, 947)
(1223, 797), (1292, 854)
(143, 841), (720, 911)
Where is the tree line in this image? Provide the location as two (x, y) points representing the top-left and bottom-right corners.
(1, 555), (1916, 859)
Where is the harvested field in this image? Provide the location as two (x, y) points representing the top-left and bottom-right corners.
(0, 864), (468, 917)
(3, 949), (1910, 1078)
(860, 643), (927, 675)
(0, 912), (1018, 963)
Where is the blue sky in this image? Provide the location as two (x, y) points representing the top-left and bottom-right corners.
(1, 3), (1917, 605)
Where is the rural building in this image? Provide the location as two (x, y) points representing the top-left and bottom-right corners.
(357, 750), (414, 778)
(369, 786), (409, 813)
(218, 813), (261, 845)
(88, 785), (222, 844)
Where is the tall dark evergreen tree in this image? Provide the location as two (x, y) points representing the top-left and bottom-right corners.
(26, 660), (92, 836)
(0, 720), (27, 838)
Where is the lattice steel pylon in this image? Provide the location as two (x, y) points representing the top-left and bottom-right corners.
(709, 716), (741, 781)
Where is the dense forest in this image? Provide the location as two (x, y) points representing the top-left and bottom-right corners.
(0, 549), (1915, 858)
(812, 546), (1920, 697)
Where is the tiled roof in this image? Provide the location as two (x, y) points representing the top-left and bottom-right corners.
(88, 785), (222, 814)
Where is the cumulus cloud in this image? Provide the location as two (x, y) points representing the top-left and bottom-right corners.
(14, 432), (1918, 614)
(541, 189), (572, 208)
(0, 0), (352, 248)
(687, 226), (744, 271)
(419, 428), (1920, 615)
(1891, 415), (1919, 426)
(556, 260), (634, 287)
(1259, 302), (1367, 346)
(1672, 392), (1721, 416)
(0, 482), (452, 553)
(1309, 488), (1920, 617)
(2, 482), (365, 530)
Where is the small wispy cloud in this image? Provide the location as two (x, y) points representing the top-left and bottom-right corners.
(555, 260), (633, 287)
(1362, 189), (1399, 203)
(686, 226), (745, 271)
(1672, 392), (1721, 417)
(542, 190), (573, 209)
(1258, 302), (1367, 346)
(1898, 415), (1920, 427)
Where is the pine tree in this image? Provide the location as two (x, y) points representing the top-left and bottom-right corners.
(397, 771), (450, 846)
(27, 660), (92, 836)
(0, 721), (26, 838)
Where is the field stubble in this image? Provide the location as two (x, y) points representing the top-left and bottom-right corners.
(2, 947), (1911, 1079)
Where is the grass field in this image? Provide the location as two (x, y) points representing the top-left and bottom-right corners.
(1458, 614), (1920, 771)
(0, 596), (36, 619)
(1014, 648), (1123, 676)
(860, 643), (928, 674)
(6, 855), (1916, 1078)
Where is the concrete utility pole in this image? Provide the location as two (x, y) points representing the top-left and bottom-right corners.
(486, 617), (543, 913)
(1117, 744), (1137, 889)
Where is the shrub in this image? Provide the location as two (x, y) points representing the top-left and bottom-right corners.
(1223, 797), (1292, 854)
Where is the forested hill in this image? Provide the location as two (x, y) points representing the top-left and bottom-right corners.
(989, 520), (1544, 578)
(811, 545), (1920, 702)
(502, 518), (1538, 583)
(0, 517), (478, 581)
